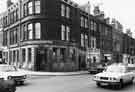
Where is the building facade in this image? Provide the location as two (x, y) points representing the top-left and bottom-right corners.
(1, 0), (135, 71)
(111, 19), (123, 62)
(122, 33), (135, 66)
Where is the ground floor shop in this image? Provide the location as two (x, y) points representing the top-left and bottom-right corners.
(2, 41), (87, 72)
(123, 54), (135, 65)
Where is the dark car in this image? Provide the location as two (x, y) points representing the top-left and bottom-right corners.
(88, 64), (105, 74)
(0, 78), (16, 92)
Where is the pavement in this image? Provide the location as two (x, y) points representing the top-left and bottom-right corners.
(18, 69), (89, 77)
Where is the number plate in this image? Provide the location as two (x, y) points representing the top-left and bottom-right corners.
(101, 83), (108, 85)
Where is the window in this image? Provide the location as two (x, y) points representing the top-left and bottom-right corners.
(61, 4), (65, 17)
(10, 30), (14, 45)
(13, 29), (17, 44)
(35, 0), (40, 14)
(61, 24), (70, 41)
(81, 34), (84, 47)
(66, 26), (70, 41)
(28, 48), (32, 62)
(23, 4), (27, 16)
(85, 35), (88, 47)
(90, 37), (96, 48)
(94, 22), (97, 31)
(16, 9), (19, 21)
(28, 23), (33, 39)
(23, 25), (27, 40)
(10, 12), (14, 24)
(90, 21), (94, 30)
(35, 23), (41, 39)
(22, 49), (26, 62)
(61, 25), (65, 40)
(66, 6), (70, 18)
(3, 31), (7, 46)
(20, 26), (24, 41)
(28, 2), (33, 15)
(61, 4), (70, 18)
(81, 16), (84, 27)
(13, 51), (16, 63)
(85, 18), (88, 28)
(13, 11), (16, 22)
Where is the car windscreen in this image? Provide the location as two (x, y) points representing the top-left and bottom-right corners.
(105, 66), (126, 73)
(0, 66), (17, 72)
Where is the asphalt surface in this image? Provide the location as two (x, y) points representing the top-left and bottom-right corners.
(16, 74), (135, 92)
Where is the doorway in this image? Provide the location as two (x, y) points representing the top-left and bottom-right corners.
(36, 48), (48, 71)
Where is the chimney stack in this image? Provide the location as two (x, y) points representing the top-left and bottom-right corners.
(7, 0), (13, 8)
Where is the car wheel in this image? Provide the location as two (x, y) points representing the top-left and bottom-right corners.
(130, 77), (134, 84)
(118, 79), (124, 89)
(96, 82), (101, 87)
(20, 81), (24, 85)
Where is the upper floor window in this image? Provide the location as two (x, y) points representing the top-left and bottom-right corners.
(90, 37), (96, 49)
(23, 25), (27, 40)
(61, 4), (70, 18)
(35, 0), (40, 14)
(66, 7), (70, 18)
(80, 16), (88, 28)
(28, 2), (33, 15)
(61, 4), (65, 17)
(85, 34), (88, 47)
(85, 18), (88, 28)
(94, 22), (97, 31)
(61, 24), (70, 41)
(81, 34), (84, 47)
(90, 21), (94, 30)
(35, 23), (41, 39)
(66, 26), (70, 41)
(61, 24), (65, 40)
(24, 3), (27, 16)
(81, 17), (84, 27)
(22, 49), (26, 62)
(28, 23), (33, 39)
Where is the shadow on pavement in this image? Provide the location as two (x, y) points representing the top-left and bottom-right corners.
(16, 82), (31, 87)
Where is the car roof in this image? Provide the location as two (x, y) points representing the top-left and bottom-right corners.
(0, 64), (14, 67)
(107, 63), (127, 69)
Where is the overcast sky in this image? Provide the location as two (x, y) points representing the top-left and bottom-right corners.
(0, 0), (135, 36)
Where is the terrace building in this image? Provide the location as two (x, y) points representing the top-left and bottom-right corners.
(0, 0), (114, 71)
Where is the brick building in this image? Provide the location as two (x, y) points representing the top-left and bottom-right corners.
(1, 0), (134, 71)
(122, 33), (135, 65)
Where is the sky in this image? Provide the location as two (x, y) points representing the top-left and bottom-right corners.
(0, 0), (135, 36)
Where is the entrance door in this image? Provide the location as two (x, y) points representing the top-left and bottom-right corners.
(78, 56), (81, 70)
(36, 48), (47, 71)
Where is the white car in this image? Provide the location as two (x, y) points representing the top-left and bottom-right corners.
(93, 63), (134, 89)
(0, 64), (27, 84)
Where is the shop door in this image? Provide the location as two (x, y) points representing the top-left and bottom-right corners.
(36, 48), (47, 71)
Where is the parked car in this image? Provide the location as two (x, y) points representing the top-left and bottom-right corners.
(88, 64), (105, 74)
(0, 64), (27, 85)
(0, 77), (16, 92)
(93, 63), (134, 89)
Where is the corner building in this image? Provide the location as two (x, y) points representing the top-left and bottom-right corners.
(1, 0), (90, 72)
(1, 0), (114, 71)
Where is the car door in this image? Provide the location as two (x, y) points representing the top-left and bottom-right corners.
(124, 68), (133, 83)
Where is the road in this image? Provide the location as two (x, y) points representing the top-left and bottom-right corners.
(16, 74), (135, 92)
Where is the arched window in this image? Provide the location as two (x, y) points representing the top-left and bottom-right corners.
(35, 23), (41, 39)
